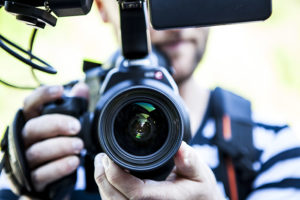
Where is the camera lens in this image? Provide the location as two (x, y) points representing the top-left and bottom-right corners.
(98, 86), (190, 179)
(114, 102), (168, 156)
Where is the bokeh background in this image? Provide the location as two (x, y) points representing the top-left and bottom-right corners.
(0, 0), (300, 135)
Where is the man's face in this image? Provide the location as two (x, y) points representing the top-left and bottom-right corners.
(98, 0), (209, 84)
(150, 28), (208, 84)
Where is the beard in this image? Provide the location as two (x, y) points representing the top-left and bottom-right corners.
(153, 37), (208, 86)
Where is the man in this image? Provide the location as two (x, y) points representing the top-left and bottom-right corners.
(1, 0), (300, 199)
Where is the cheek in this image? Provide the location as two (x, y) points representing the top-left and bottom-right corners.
(172, 42), (197, 79)
(149, 28), (166, 44)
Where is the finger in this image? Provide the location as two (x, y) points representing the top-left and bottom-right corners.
(174, 142), (214, 182)
(23, 114), (81, 147)
(26, 137), (84, 169)
(23, 85), (64, 120)
(94, 154), (126, 200)
(31, 155), (80, 192)
(101, 155), (144, 199)
(69, 82), (89, 99)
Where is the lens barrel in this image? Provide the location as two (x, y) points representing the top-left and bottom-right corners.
(98, 85), (188, 180)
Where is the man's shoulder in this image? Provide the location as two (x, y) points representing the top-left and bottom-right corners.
(192, 110), (300, 198)
(192, 112), (300, 165)
(249, 116), (300, 199)
(252, 113), (299, 161)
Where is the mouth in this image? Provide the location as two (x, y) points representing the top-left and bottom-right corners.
(160, 40), (183, 50)
(157, 39), (191, 57)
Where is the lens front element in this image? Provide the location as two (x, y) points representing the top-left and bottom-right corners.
(129, 113), (152, 142)
(114, 102), (168, 156)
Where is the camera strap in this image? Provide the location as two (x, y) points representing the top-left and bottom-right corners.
(211, 87), (260, 200)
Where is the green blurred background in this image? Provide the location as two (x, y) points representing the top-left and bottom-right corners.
(0, 0), (300, 135)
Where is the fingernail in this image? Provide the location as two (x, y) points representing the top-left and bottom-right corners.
(68, 157), (79, 169)
(72, 139), (83, 153)
(94, 154), (106, 179)
(94, 154), (105, 167)
(183, 157), (190, 166)
(48, 86), (63, 96)
(68, 120), (81, 134)
(182, 142), (191, 166)
(102, 155), (109, 170)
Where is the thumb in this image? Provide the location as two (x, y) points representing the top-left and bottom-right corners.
(174, 142), (206, 181)
(173, 143), (224, 200)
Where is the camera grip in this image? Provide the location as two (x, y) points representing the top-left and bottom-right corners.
(1, 98), (87, 200)
(40, 96), (88, 199)
(42, 96), (88, 117)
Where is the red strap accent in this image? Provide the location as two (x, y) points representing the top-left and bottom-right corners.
(222, 115), (232, 140)
(222, 115), (239, 200)
(225, 157), (239, 200)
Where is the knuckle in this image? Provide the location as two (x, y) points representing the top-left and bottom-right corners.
(22, 118), (35, 138)
(57, 163), (71, 175)
(95, 173), (106, 185)
(23, 116), (47, 137)
(106, 172), (120, 185)
(49, 114), (78, 133)
(53, 138), (77, 155)
(36, 85), (48, 95)
(53, 120), (64, 131)
(50, 116), (68, 131)
(26, 147), (40, 162)
(57, 157), (78, 176)
(23, 86), (47, 107)
(56, 165), (70, 177)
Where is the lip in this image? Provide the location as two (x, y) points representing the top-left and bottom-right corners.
(162, 40), (182, 49)
(159, 40), (186, 55)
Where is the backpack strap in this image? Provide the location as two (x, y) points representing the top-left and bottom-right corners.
(211, 87), (260, 200)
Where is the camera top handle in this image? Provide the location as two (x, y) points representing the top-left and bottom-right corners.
(119, 0), (150, 60)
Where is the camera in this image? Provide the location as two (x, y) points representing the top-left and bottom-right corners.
(0, 0), (272, 198)
(43, 48), (191, 181)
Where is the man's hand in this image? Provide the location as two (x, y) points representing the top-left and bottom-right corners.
(22, 83), (89, 192)
(94, 142), (224, 200)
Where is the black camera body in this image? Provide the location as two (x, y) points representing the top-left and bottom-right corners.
(94, 56), (192, 175)
(43, 52), (191, 181)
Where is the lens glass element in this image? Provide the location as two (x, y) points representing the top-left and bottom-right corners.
(114, 102), (168, 156)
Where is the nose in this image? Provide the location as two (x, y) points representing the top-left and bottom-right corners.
(164, 29), (183, 40)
